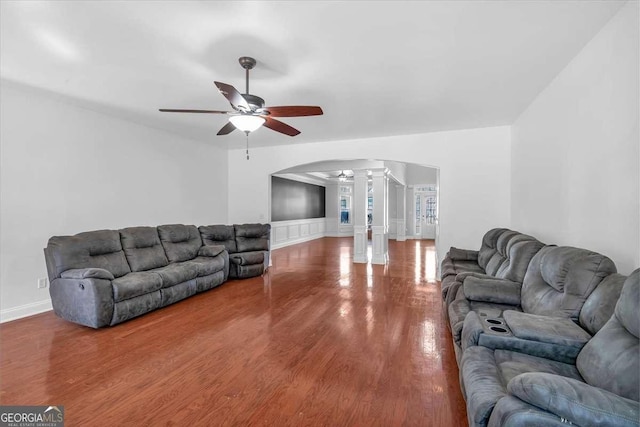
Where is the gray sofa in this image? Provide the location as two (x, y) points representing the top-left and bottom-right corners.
(460, 269), (639, 427)
(448, 245), (617, 363)
(199, 224), (270, 279)
(461, 272), (628, 365)
(441, 229), (545, 311)
(44, 223), (270, 328)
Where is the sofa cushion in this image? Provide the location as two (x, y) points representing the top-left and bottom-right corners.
(494, 237), (545, 283)
(151, 263), (198, 288)
(119, 226), (169, 272)
(46, 230), (131, 279)
(199, 225), (237, 253)
(494, 349), (582, 385)
(234, 224), (270, 253)
(184, 256), (226, 277)
(484, 230), (519, 276)
(576, 270), (639, 401)
(198, 245), (225, 258)
(503, 311), (591, 349)
(157, 224), (203, 263)
(112, 272), (162, 302)
(60, 267), (114, 280)
(507, 373), (640, 427)
(477, 228), (509, 271)
(579, 273), (627, 335)
(520, 246), (616, 319)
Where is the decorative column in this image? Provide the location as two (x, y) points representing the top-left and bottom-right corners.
(396, 184), (406, 241)
(371, 169), (389, 264)
(352, 170), (368, 263)
(407, 186), (416, 239)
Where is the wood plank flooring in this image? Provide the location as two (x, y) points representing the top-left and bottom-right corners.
(0, 237), (467, 426)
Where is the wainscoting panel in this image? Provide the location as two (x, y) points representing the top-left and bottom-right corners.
(271, 218), (327, 249)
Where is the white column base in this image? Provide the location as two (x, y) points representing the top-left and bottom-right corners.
(353, 225), (368, 263)
(371, 225), (389, 265)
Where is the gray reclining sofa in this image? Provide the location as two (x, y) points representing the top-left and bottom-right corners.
(44, 223), (270, 328)
(441, 229), (545, 311)
(448, 245), (617, 364)
(199, 224), (270, 279)
(460, 269), (639, 427)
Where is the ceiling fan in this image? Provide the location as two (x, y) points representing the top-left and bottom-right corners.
(159, 56), (323, 137)
(330, 170), (353, 182)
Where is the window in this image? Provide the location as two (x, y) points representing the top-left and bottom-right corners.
(340, 195), (351, 224)
(425, 196), (437, 224)
(340, 186), (352, 224)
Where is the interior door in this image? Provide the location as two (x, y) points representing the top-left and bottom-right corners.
(421, 194), (437, 239)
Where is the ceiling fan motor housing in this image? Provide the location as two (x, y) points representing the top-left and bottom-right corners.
(242, 94), (265, 111)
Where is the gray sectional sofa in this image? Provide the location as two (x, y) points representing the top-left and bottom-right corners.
(44, 223), (270, 328)
(441, 228), (639, 426)
(461, 270), (639, 427)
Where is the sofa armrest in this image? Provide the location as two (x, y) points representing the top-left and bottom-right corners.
(508, 373), (639, 427)
(463, 276), (521, 305)
(461, 310), (485, 351)
(456, 271), (490, 282)
(503, 311), (591, 348)
(50, 277), (114, 328)
(229, 251), (265, 266)
(198, 245), (225, 258)
(449, 247), (479, 261)
(60, 268), (114, 280)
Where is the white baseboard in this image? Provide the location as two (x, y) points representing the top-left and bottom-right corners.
(271, 233), (325, 250)
(1, 299), (53, 323)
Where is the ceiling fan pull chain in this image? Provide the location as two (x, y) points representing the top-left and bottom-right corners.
(245, 131), (250, 160)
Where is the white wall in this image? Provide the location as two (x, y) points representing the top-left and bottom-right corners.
(228, 126), (512, 266)
(511, 1), (639, 275)
(406, 164), (438, 185)
(0, 81), (229, 320)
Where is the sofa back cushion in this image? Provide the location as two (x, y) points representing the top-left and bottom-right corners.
(493, 236), (545, 283)
(520, 246), (617, 319)
(234, 224), (270, 253)
(477, 228), (509, 271)
(579, 273), (627, 335)
(484, 230), (519, 275)
(45, 230), (131, 280)
(157, 224), (202, 263)
(119, 227), (169, 272)
(576, 269), (639, 401)
(199, 225), (237, 253)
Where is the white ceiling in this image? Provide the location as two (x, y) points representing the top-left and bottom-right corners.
(0, 1), (624, 149)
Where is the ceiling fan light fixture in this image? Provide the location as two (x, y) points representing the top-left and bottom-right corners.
(229, 115), (265, 132)
(338, 171), (347, 182)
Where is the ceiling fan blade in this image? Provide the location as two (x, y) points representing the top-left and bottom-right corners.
(159, 109), (231, 114)
(263, 117), (300, 137)
(214, 81), (250, 111)
(265, 106), (323, 117)
(217, 121), (236, 136)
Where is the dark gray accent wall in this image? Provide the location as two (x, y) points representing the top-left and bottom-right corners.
(271, 176), (326, 221)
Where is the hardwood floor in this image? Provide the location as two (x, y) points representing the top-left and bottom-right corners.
(0, 238), (467, 426)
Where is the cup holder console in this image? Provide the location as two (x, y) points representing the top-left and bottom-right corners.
(480, 316), (512, 336)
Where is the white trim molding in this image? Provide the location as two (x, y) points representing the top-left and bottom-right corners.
(270, 218), (327, 249)
(1, 299), (52, 323)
